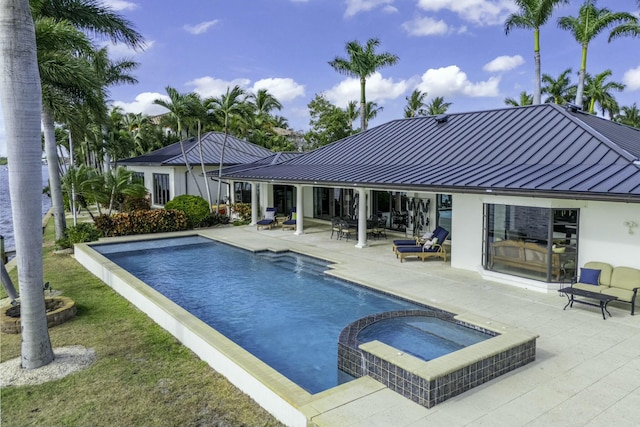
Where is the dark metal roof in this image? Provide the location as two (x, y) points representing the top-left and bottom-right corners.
(223, 104), (640, 202)
(207, 151), (303, 176)
(119, 132), (274, 166)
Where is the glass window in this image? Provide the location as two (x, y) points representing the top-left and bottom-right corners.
(437, 194), (452, 237)
(484, 204), (578, 283)
(234, 182), (251, 203)
(131, 172), (144, 185)
(152, 173), (170, 206)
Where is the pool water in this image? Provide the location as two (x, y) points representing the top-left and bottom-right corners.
(357, 316), (489, 361)
(96, 236), (426, 393)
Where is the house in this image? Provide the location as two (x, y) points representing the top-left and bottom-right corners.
(119, 131), (274, 207)
(221, 103), (640, 292)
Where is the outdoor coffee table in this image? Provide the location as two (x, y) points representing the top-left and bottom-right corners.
(558, 287), (618, 320)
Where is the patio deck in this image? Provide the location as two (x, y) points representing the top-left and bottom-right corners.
(200, 220), (639, 427)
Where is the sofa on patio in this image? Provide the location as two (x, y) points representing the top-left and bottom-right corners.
(571, 262), (640, 315)
(489, 240), (566, 279)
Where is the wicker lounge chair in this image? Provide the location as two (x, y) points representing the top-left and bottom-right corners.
(395, 227), (449, 262)
(282, 208), (297, 230)
(392, 226), (445, 253)
(257, 207), (277, 230)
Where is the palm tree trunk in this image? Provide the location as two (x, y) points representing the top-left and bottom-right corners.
(533, 29), (541, 105)
(42, 107), (67, 241)
(575, 44), (588, 109)
(177, 122), (203, 198)
(0, 0), (54, 369)
(360, 77), (367, 131)
(216, 131), (229, 214)
(197, 121), (214, 212)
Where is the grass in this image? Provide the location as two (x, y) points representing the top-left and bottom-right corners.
(1, 224), (284, 427)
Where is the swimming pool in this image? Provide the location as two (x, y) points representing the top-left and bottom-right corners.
(94, 235), (433, 393)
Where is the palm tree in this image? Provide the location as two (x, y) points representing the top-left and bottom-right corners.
(558, 0), (638, 109)
(345, 100), (360, 130)
(615, 103), (640, 128)
(364, 101), (383, 127)
(154, 86), (203, 197)
(541, 68), (575, 104)
(583, 70), (624, 117)
(249, 88), (283, 116)
(329, 38), (399, 131)
(0, 0), (55, 369)
(404, 89), (428, 118)
(504, 0), (569, 105)
(505, 91), (534, 106)
(206, 85), (251, 213)
(427, 97), (452, 115)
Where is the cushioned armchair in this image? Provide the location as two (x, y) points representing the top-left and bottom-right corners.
(257, 207), (277, 230)
(395, 227), (449, 262)
(282, 208), (297, 231)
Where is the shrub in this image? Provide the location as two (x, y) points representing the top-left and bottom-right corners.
(56, 222), (102, 248)
(198, 212), (230, 227)
(165, 195), (210, 228)
(229, 203), (252, 221)
(122, 194), (151, 212)
(94, 210), (188, 237)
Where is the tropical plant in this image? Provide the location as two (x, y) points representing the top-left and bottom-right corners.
(583, 70), (624, 117)
(427, 97), (452, 115)
(345, 100), (360, 130)
(504, 0), (569, 104)
(329, 38), (399, 131)
(615, 103), (640, 128)
(404, 89), (428, 118)
(364, 101), (383, 125)
(0, 0), (55, 369)
(164, 194), (211, 228)
(541, 68), (575, 104)
(504, 91), (534, 106)
(205, 85), (251, 213)
(154, 86), (203, 197)
(304, 94), (354, 148)
(558, 0), (638, 109)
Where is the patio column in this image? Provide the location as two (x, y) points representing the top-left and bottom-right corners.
(250, 181), (258, 225)
(356, 187), (368, 248)
(295, 184), (304, 235)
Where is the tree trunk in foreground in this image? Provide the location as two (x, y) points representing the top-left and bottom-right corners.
(42, 107), (67, 241)
(0, 0), (54, 369)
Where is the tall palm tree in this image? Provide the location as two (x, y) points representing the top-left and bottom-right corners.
(0, 0), (55, 369)
(583, 69), (624, 117)
(206, 85), (250, 213)
(154, 86), (203, 197)
(541, 68), (575, 104)
(249, 88), (283, 116)
(615, 103), (640, 128)
(345, 100), (360, 130)
(558, 0), (638, 109)
(364, 101), (383, 127)
(504, 0), (569, 104)
(329, 38), (399, 131)
(404, 89), (428, 118)
(505, 91), (534, 106)
(427, 97), (452, 115)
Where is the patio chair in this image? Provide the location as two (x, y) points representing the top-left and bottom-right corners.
(282, 207), (297, 231)
(392, 226), (444, 253)
(395, 227), (449, 262)
(339, 219), (355, 241)
(330, 217), (342, 239)
(257, 207), (277, 230)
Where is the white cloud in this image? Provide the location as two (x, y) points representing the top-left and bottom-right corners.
(483, 55), (524, 73)
(417, 0), (517, 26)
(345, 0), (395, 18)
(102, 0), (139, 11)
(324, 72), (408, 107)
(402, 15), (450, 36)
(623, 66), (640, 91)
(183, 20), (219, 35)
(383, 5), (399, 13)
(185, 77), (252, 98)
(252, 78), (305, 102)
(103, 40), (153, 57)
(416, 65), (501, 98)
(111, 92), (171, 116)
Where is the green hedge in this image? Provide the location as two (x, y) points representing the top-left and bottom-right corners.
(94, 210), (188, 237)
(164, 195), (210, 228)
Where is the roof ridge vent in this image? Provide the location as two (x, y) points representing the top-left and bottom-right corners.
(565, 103), (582, 113)
(434, 114), (449, 124)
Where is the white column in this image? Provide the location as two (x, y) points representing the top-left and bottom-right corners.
(250, 181), (258, 225)
(295, 184), (304, 235)
(356, 187), (368, 248)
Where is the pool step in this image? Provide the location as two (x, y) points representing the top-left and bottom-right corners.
(256, 252), (330, 275)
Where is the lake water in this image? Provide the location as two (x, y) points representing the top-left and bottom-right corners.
(0, 164), (51, 251)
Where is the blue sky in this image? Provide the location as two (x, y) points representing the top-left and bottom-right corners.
(1, 0), (639, 156)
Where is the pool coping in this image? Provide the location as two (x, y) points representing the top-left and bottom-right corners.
(75, 231), (539, 427)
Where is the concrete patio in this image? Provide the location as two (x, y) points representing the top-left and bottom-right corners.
(200, 220), (639, 427)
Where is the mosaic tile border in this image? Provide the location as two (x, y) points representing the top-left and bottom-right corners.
(338, 309), (537, 409)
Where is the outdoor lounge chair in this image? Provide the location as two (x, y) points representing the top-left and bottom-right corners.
(392, 226), (445, 253)
(282, 208), (297, 231)
(395, 227), (449, 262)
(257, 207), (277, 230)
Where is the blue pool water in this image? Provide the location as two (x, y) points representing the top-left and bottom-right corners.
(96, 236), (463, 393)
(357, 316), (488, 361)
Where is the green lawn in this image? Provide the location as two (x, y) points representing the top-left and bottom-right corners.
(1, 224), (284, 427)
